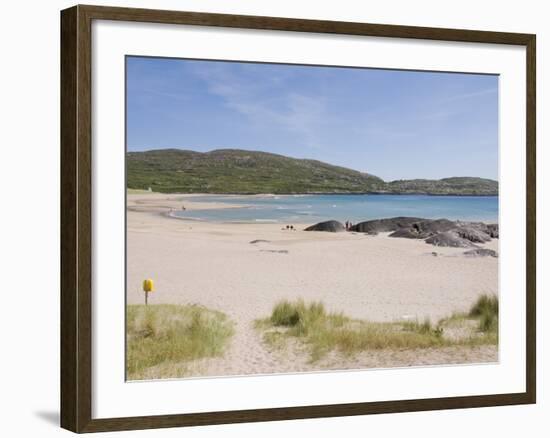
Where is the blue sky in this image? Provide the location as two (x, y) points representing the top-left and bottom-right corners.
(126, 56), (498, 181)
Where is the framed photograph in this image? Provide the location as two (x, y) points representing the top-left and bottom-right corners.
(60, 5), (536, 433)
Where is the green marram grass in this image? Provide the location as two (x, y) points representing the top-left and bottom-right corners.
(127, 304), (234, 380)
(257, 295), (498, 362)
(469, 294), (499, 333)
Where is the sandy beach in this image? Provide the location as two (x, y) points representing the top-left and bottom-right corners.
(127, 193), (499, 378)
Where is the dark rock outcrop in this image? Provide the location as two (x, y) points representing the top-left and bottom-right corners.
(399, 218), (459, 239)
(353, 217), (459, 238)
(389, 228), (425, 239)
(351, 217), (424, 235)
(487, 223), (499, 238)
(413, 218), (458, 235)
(304, 220), (345, 233)
(307, 216), (499, 247)
(454, 227), (492, 243)
(352, 217), (498, 248)
(457, 221), (499, 239)
(425, 231), (477, 248)
(463, 248), (498, 258)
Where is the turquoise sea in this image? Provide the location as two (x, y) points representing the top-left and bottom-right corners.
(173, 194), (499, 224)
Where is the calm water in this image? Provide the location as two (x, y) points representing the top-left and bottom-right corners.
(173, 194), (498, 224)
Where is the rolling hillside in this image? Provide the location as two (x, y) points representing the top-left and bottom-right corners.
(127, 149), (498, 195)
(384, 177), (499, 195)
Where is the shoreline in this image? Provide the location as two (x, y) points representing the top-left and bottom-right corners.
(127, 189), (499, 198)
(129, 192), (499, 225)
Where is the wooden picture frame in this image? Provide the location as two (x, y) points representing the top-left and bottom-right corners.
(61, 4), (536, 433)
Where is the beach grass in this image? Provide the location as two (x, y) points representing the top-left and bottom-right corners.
(257, 296), (498, 362)
(126, 304), (234, 379)
(469, 294), (499, 333)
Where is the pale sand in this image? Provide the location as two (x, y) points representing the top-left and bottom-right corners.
(127, 194), (498, 378)
(127, 192), (251, 213)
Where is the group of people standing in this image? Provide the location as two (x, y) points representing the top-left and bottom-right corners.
(345, 220), (354, 231)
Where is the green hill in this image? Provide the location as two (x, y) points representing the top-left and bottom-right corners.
(127, 149), (498, 195)
(384, 177), (499, 195)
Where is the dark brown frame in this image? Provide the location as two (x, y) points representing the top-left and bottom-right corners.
(61, 4), (536, 433)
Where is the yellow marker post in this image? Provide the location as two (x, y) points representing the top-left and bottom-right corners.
(143, 278), (154, 305)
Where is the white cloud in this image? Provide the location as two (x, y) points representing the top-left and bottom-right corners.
(190, 63), (327, 148)
(442, 87), (498, 103)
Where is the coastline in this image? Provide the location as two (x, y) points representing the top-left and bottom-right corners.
(127, 192), (498, 378)
(128, 192), (499, 225)
(129, 189), (499, 197)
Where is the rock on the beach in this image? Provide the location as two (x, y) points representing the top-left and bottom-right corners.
(353, 216), (498, 248)
(458, 221), (499, 239)
(454, 227), (492, 243)
(325, 216), (498, 247)
(425, 231), (478, 248)
(415, 218), (458, 234)
(389, 228), (425, 239)
(392, 218), (458, 239)
(354, 217), (460, 238)
(351, 217), (424, 235)
(304, 220), (345, 232)
(463, 248), (498, 258)
(487, 223), (499, 238)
